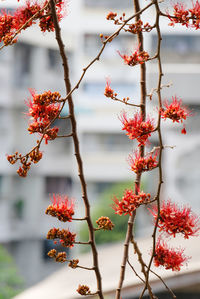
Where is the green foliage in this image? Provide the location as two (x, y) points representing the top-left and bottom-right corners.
(0, 245), (24, 299)
(80, 181), (134, 246)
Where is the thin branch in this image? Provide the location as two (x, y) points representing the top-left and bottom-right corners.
(56, 133), (73, 138)
(127, 259), (145, 284)
(140, 1), (165, 297)
(76, 265), (95, 271)
(72, 217), (87, 221)
(147, 82), (173, 100)
(59, 115), (71, 119)
(131, 237), (156, 299)
(146, 266), (177, 299)
(115, 1), (152, 298)
(75, 241), (91, 245)
(111, 96), (141, 107)
(50, 1), (104, 298)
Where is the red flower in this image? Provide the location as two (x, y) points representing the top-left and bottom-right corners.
(104, 77), (114, 98)
(119, 111), (154, 146)
(181, 126), (187, 134)
(13, 2), (42, 30)
(168, 1), (200, 29)
(161, 96), (191, 134)
(0, 0), (66, 45)
(106, 12), (117, 20)
(128, 150), (158, 174)
(26, 90), (60, 141)
(161, 96), (190, 123)
(150, 200), (200, 239)
(118, 46), (149, 66)
(189, 1), (200, 29)
(39, 0), (66, 32)
(47, 227), (76, 248)
(112, 189), (151, 216)
(168, 3), (189, 27)
(154, 239), (188, 271)
(46, 194), (75, 222)
(0, 12), (15, 43)
(43, 127), (59, 144)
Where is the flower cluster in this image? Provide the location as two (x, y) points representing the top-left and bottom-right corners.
(161, 96), (190, 122)
(0, 0), (66, 45)
(161, 96), (191, 134)
(168, 1), (200, 29)
(69, 259), (79, 269)
(150, 200), (200, 239)
(126, 19), (153, 34)
(119, 111), (154, 146)
(96, 216), (114, 230)
(39, 0), (66, 33)
(154, 239), (188, 271)
(112, 189), (151, 216)
(45, 195), (78, 267)
(106, 12), (152, 34)
(48, 249), (67, 263)
(77, 285), (91, 296)
(7, 148), (43, 177)
(45, 194), (75, 222)
(27, 90), (61, 144)
(128, 150), (158, 174)
(106, 11), (117, 21)
(47, 227), (76, 248)
(118, 47), (149, 66)
(104, 78), (115, 98)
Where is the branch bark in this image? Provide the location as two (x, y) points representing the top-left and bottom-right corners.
(50, 1), (104, 298)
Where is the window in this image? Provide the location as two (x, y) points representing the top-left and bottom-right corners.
(13, 199), (25, 220)
(83, 133), (134, 152)
(84, 33), (136, 58)
(83, 81), (137, 99)
(47, 48), (62, 71)
(151, 34), (200, 63)
(13, 42), (33, 86)
(84, 0), (131, 9)
(45, 176), (72, 196)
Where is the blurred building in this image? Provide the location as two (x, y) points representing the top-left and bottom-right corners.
(0, 0), (199, 287)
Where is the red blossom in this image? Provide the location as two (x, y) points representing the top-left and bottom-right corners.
(39, 0), (66, 32)
(43, 127), (59, 144)
(13, 2), (42, 30)
(0, 0), (66, 45)
(118, 46), (149, 66)
(128, 150), (158, 174)
(154, 239), (188, 271)
(119, 111), (154, 146)
(46, 194), (75, 222)
(47, 227), (76, 248)
(161, 96), (191, 134)
(112, 189), (151, 216)
(181, 126), (187, 134)
(104, 77), (114, 98)
(106, 11), (117, 20)
(150, 200), (200, 239)
(26, 89), (60, 141)
(168, 3), (189, 27)
(190, 1), (200, 28)
(168, 1), (200, 29)
(0, 12), (14, 43)
(161, 96), (190, 123)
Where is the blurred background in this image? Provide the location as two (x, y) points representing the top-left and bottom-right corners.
(0, 0), (200, 298)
